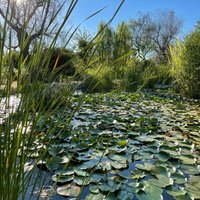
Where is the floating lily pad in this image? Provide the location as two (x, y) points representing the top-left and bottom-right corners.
(179, 155), (196, 165)
(73, 176), (91, 186)
(46, 156), (63, 171)
(131, 169), (146, 179)
(85, 193), (105, 200)
(74, 168), (88, 177)
(136, 181), (163, 200)
(57, 185), (80, 197)
(52, 174), (74, 183)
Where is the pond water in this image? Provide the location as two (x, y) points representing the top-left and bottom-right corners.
(15, 92), (200, 199)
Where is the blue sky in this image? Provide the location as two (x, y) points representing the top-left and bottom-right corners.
(69, 0), (200, 36)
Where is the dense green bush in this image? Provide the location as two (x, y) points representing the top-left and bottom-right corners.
(142, 64), (172, 88)
(30, 48), (75, 83)
(83, 65), (114, 92)
(170, 31), (200, 98)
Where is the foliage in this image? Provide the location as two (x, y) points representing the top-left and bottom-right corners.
(170, 31), (200, 98)
(142, 64), (172, 88)
(32, 92), (200, 199)
(83, 65), (114, 92)
(29, 48), (75, 83)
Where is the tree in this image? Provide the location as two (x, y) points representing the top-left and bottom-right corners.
(113, 21), (133, 77)
(0, 0), (62, 58)
(75, 29), (94, 66)
(139, 10), (183, 63)
(128, 15), (153, 64)
(96, 21), (114, 64)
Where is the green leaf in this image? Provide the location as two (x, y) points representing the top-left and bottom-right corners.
(57, 185), (80, 197)
(74, 168), (88, 177)
(179, 155), (196, 165)
(131, 169), (146, 179)
(136, 181), (163, 200)
(52, 175), (74, 183)
(73, 176), (90, 186)
(109, 154), (127, 163)
(85, 193), (105, 200)
(46, 156), (63, 171)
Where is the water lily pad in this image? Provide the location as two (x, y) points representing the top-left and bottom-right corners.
(156, 151), (170, 162)
(166, 186), (187, 197)
(52, 174), (74, 183)
(109, 154), (127, 164)
(99, 180), (120, 192)
(137, 136), (155, 143)
(171, 172), (187, 184)
(48, 146), (63, 157)
(118, 190), (134, 200)
(135, 163), (153, 171)
(136, 181), (163, 200)
(85, 193), (105, 200)
(110, 160), (127, 169)
(179, 155), (196, 165)
(57, 185), (80, 197)
(185, 182), (200, 198)
(74, 168), (88, 177)
(180, 165), (200, 175)
(46, 156), (63, 171)
(73, 176), (90, 186)
(89, 185), (100, 194)
(79, 159), (99, 170)
(150, 165), (169, 177)
(131, 169), (146, 179)
(148, 175), (173, 187)
(90, 173), (104, 183)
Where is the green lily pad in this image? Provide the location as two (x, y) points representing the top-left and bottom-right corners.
(90, 173), (104, 183)
(171, 172), (187, 184)
(48, 145), (63, 157)
(149, 175), (173, 187)
(79, 159), (99, 170)
(118, 190), (134, 200)
(179, 155), (196, 165)
(110, 160), (127, 169)
(166, 186), (187, 197)
(74, 168), (88, 177)
(135, 163), (153, 171)
(85, 193), (105, 200)
(89, 185), (100, 194)
(57, 185), (80, 197)
(52, 174), (74, 183)
(109, 154), (127, 163)
(156, 151), (170, 162)
(46, 156), (63, 171)
(73, 176), (91, 186)
(131, 169), (146, 179)
(180, 165), (200, 175)
(136, 181), (163, 200)
(137, 136), (155, 143)
(185, 182), (200, 198)
(150, 165), (169, 177)
(99, 180), (120, 192)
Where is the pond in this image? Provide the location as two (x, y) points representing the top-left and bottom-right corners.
(29, 91), (200, 199)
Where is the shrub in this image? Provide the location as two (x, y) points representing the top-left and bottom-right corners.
(30, 48), (75, 83)
(142, 64), (172, 88)
(170, 31), (200, 98)
(83, 65), (114, 92)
